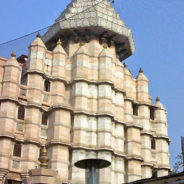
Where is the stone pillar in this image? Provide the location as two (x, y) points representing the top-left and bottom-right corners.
(126, 125), (142, 182)
(47, 109), (71, 182)
(0, 52), (21, 178)
(23, 35), (47, 176)
(124, 65), (136, 100)
(97, 48), (115, 184)
(27, 34), (46, 105)
(51, 39), (66, 105)
(139, 105), (153, 178)
(136, 68), (149, 103)
(154, 97), (170, 176)
(28, 33), (46, 72)
(124, 100), (142, 182)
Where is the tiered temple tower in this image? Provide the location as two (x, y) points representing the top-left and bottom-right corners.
(0, 0), (170, 183)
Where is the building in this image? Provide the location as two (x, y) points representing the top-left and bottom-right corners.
(0, 0), (170, 183)
(126, 172), (184, 184)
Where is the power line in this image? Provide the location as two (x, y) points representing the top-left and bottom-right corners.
(0, 0), (112, 46)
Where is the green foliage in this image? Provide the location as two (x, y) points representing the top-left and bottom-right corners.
(172, 153), (183, 173)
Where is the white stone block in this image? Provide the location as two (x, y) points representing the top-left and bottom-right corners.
(74, 82), (89, 97)
(89, 85), (97, 98)
(53, 58), (65, 66)
(98, 84), (112, 98)
(74, 115), (88, 129)
(98, 117), (112, 131)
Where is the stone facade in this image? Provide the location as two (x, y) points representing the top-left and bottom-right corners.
(0, 0), (170, 183)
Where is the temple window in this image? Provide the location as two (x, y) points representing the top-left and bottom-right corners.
(132, 103), (138, 116)
(151, 137), (156, 150)
(42, 112), (48, 126)
(17, 106), (25, 120)
(44, 79), (50, 92)
(150, 106), (155, 120)
(13, 142), (22, 157)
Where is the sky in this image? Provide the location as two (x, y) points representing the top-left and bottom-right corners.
(0, 0), (184, 169)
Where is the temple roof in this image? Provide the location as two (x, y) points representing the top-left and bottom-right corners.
(42, 0), (135, 59)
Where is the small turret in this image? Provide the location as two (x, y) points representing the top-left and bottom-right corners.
(28, 33), (46, 71)
(137, 68), (148, 81)
(52, 39), (66, 79)
(155, 96), (165, 110)
(136, 68), (149, 102)
(30, 33), (46, 48)
(2, 51), (21, 98)
(51, 39), (67, 104)
(53, 39), (66, 54)
(5, 51), (20, 67)
(0, 51), (21, 141)
(154, 96), (169, 176)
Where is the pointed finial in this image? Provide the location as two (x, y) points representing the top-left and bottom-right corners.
(36, 32), (41, 38)
(57, 39), (62, 45)
(156, 96), (160, 102)
(103, 43), (108, 49)
(80, 42), (85, 46)
(139, 68), (143, 73)
(123, 63), (126, 68)
(11, 51), (16, 57)
(38, 146), (49, 168)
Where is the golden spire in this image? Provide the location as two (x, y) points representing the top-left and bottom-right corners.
(38, 146), (49, 168)
(36, 32), (41, 38)
(57, 39), (62, 45)
(11, 51), (16, 57)
(139, 68), (143, 73)
(156, 96), (160, 102)
(102, 42), (108, 49)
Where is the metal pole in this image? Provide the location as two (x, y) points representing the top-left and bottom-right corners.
(87, 162), (98, 184)
(181, 137), (184, 171)
(74, 159), (110, 184)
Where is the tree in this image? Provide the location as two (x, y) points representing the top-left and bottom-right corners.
(172, 153), (183, 173)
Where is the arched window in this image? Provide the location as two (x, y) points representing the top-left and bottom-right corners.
(151, 137), (156, 150)
(42, 112), (48, 126)
(44, 80), (50, 92)
(13, 142), (22, 157)
(17, 106), (25, 120)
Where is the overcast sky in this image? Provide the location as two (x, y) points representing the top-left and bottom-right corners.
(0, 0), (184, 169)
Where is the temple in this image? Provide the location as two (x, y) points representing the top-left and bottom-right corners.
(0, 0), (170, 183)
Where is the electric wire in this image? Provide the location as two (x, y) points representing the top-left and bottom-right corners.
(0, 0), (113, 46)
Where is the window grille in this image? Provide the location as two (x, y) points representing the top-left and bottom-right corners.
(13, 143), (22, 157)
(17, 106), (25, 120)
(150, 107), (155, 120)
(42, 112), (48, 125)
(44, 80), (50, 92)
(132, 103), (138, 116)
(151, 138), (156, 150)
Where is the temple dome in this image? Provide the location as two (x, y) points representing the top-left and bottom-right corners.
(42, 0), (135, 60)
